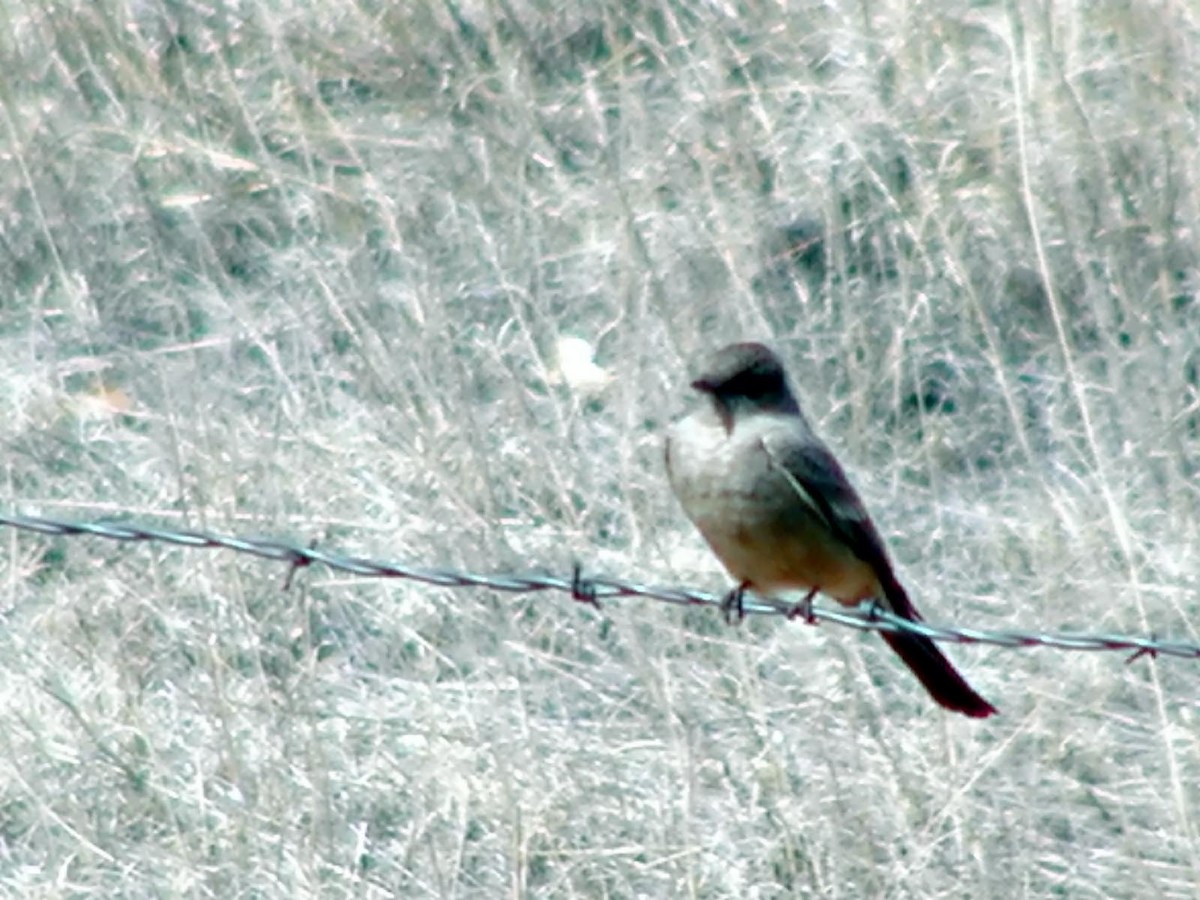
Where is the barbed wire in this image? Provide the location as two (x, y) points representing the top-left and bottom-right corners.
(1, 512), (1196, 660)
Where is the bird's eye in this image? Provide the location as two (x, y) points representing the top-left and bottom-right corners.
(733, 369), (776, 398)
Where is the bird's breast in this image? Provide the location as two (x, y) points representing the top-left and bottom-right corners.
(666, 412), (877, 601)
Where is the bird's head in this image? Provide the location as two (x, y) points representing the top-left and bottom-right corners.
(690, 342), (800, 419)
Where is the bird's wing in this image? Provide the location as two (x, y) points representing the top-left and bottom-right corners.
(758, 433), (907, 604)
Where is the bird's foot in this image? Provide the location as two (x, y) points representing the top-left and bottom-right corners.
(786, 587), (819, 624)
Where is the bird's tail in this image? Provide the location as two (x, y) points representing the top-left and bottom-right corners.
(879, 576), (997, 719)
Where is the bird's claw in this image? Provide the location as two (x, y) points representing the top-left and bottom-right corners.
(787, 587), (819, 624)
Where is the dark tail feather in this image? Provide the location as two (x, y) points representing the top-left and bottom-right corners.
(881, 631), (997, 718)
(879, 578), (997, 718)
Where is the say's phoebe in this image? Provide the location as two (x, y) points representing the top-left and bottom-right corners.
(666, 342), (997, 718)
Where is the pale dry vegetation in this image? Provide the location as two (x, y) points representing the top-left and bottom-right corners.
(1, 0), (1199, 896)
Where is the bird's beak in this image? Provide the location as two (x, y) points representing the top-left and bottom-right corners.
(690, 378), (715, 394)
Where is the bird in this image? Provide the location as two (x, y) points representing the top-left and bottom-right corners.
(665, 342), (997, 718)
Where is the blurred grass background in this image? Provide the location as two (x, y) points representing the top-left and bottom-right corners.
(1, 0), (1198, 896)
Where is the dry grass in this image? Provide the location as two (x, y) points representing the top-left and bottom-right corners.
(1, 0), (1199, 896)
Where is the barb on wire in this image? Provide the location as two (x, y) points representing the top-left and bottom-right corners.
(2, 512), (1197, 660)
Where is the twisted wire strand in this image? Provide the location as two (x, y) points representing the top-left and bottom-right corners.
(2, 512), (1194, 660)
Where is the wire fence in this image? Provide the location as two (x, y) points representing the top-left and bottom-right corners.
(2, 511), (1196, 661)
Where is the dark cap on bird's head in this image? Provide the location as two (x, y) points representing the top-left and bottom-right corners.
(689, 342), (796, 412)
